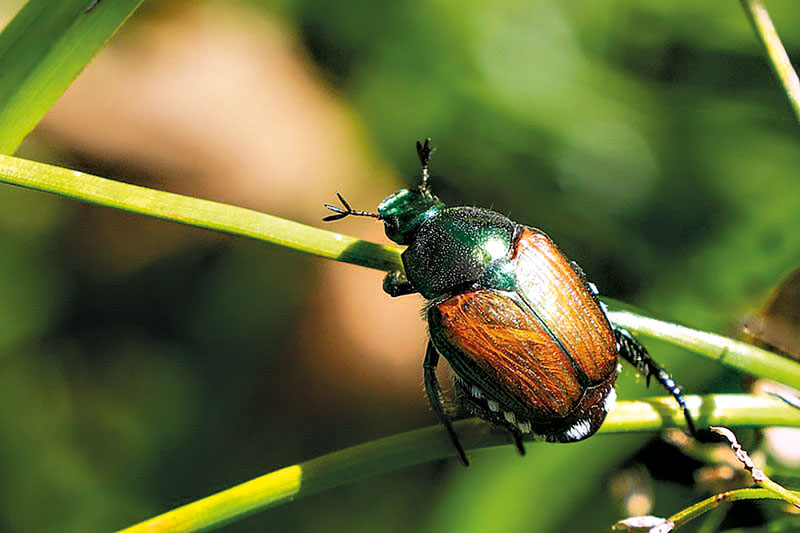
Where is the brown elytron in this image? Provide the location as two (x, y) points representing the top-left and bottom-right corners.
(433, 290), (583, 418)
(513, 228), (617, 382)
(428, 227), (619, 432)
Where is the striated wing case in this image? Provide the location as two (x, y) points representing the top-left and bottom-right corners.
(427, 227), (618, 440)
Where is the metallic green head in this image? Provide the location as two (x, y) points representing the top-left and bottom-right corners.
(323, 139), (444, 244)
(378, 187), (444, 245)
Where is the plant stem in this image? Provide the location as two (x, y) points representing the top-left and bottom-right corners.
(608, 310), (800, 389)
(710, 426), (800, 508)
(117, 394), (798, 532)
(740, 0), (800, 123)
(0, 154), (403, 272)
(670, 488), (800, 529)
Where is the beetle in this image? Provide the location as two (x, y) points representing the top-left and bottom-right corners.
(324, 139), (696, 465)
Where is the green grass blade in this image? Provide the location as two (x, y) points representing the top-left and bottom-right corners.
(668, 488), (800, 530)
(740, 0), (800, 124)
(0, 153), (798, 384)
(117, 394), (797, 532)
(608, 309), (800, 389)
(0, 154), (404, 272)
(0, 0), (144, 154)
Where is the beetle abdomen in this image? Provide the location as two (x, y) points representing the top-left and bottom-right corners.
(513, 227), (617, 383)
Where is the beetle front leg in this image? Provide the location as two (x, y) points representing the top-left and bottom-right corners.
(424, 341), (469, 466)
(615, 327), (697, 436)
(383, 270), (417, 297)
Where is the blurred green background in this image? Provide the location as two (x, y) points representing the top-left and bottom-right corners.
(0, 0), (799, 531)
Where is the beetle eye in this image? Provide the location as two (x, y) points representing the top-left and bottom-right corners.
(382, 216), (405, 244)
(378, 188), (444, 245)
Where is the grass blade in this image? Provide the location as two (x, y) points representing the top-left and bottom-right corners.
(117, 395), (798, 532)
(740, 0), (800, 124)
(0, 154), (404, 272)
(0, 0), (144, 154)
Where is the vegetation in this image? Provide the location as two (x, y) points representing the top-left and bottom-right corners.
(0, 0), (798, 531)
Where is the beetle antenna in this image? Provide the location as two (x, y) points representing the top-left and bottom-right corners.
(416, 138), (434, 191)
(323, 192), (381, 222)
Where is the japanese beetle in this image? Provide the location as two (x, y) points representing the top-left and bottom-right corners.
(325, 140), (696, 465)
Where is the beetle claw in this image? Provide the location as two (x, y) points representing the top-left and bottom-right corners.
(616, 327), (697, 436)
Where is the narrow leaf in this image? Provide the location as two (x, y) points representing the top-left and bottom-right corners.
(0, 0), (143, 154)
(0, 154), (404, 272)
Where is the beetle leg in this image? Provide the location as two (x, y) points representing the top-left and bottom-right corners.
(424, 341), (469, 466)
(455, 381), (528, 456)
(511, 431), (526, 456)
(615, 327), (697, 436)
(383, 270), (417, 297)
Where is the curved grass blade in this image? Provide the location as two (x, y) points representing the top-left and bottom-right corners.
(0, 0), (144, 154)
(118, 395), (798, 532)
(0, 154), (404, 272)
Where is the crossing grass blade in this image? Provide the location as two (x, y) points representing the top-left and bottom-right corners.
(0, 0), (143, 154)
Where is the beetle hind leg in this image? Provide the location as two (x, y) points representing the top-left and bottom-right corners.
(615, 327), (697, 436)
(455, 380), (530, 456)
(424, 341), (469, 466)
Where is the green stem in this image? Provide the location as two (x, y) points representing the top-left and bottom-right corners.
(709, 425), (800, 508)
(608, 310), (800, 389)
(0, 154), (402, 272)
(117, 394), (797, 532)
(740, 0), (800, 123)
(670, 488), (800, 529)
